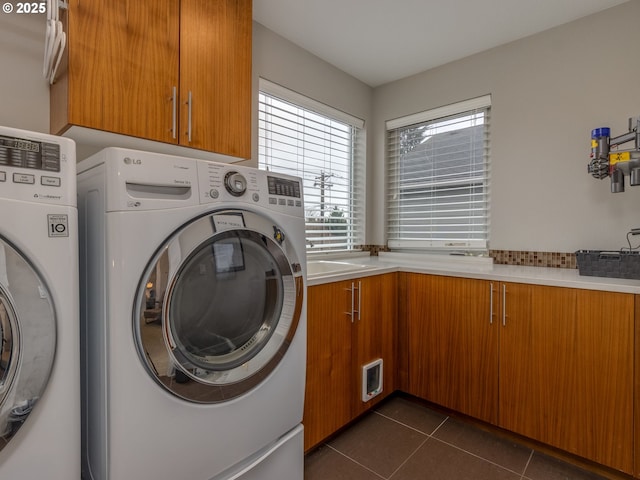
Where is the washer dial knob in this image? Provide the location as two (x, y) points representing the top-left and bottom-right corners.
(224, 171), (247, 196)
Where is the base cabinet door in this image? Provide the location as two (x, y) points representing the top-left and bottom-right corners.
(635, 295), (640, 479)
(352, 274), (397, 417)
(303, 274), (397, 451)
(499, 284), (634, 475)
(404, 274), (634, 475)
(303, 280), (353, 451)
(405, 274), (499, 424)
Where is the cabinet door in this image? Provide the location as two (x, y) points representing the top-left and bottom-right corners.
(407, 274), (499, 424)
(635, 296), (640, 479)
(179, 0), (252, 158)
(303, 280), (353, 451)
(499, 284), (634, 474)
(59, 0), (179, 142)
(353, 274), (397, 416)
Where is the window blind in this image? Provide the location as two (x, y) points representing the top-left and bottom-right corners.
(259, 79), (365, 253)
(386, 97), (491, 252)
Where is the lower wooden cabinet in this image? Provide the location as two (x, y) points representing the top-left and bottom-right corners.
(499, 283), (634, 474)
(635, 296), (640, 479)
(303, 273), (396, 451)
(402, 273), (635, 475)
(308, 271), (636, 474)
(403, 274), (498, 424)
(303, 280), (352, 451)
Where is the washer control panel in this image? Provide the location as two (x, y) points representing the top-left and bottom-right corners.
(197, 161), (303, 216)
(0, 127), (76, 205)
(0, 134), (61, 172)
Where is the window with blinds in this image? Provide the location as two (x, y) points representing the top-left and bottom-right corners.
(386, 95), (491, 252)
(258, 79), (366, 253)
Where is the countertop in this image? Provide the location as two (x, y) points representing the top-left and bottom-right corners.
(306, 252), (640, 294)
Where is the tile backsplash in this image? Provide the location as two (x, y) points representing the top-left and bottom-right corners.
(360, 246), (577, 269)
(360, 245), (391, 256)
(489, 250), (576, 269)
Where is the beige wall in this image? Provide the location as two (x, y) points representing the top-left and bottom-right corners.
(2, 5), (638, 253)
(252, 21), (373, 154)
(0, 13), (49, 132)
(372, 1), (640, 252)
(249, 21), (374, 198)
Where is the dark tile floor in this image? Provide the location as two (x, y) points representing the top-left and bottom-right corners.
(304, 394), (615, 480)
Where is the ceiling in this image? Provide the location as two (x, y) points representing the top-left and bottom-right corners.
(253, 0), (629, 87)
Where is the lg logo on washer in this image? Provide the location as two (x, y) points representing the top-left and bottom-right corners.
(123, 157), (142, 165)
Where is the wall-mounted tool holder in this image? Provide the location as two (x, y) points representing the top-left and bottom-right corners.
(588, 116), (640, 193)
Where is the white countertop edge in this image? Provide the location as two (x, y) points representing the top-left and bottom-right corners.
(306, 256), (640, 294)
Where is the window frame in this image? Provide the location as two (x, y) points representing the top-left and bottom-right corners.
(258, 78), (366, 255)
(386, 95), (491, 253)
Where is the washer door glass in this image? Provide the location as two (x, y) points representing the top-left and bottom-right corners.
(0, 237), (56, 452)
(0, 289), (18, 406)
(135, 210), (303, 403)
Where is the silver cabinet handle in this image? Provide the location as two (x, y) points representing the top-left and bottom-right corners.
(489, 282), (494, 325)
(171, 86), (177, 139)
(186, 90), (193, 143)
(345, 283), (355, 323)
(356, 281), (361, 321)
(502, 284), (507, 326)
(358, 281), (362, 321)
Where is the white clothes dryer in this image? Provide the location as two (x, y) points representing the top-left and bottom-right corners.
(0, 126), (80, 479)
(77, 148), (306, 480)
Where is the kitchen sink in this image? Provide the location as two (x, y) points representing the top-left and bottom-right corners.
(306, 260), (377, 277)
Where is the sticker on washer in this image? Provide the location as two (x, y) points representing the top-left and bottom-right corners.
(212, 213), (245, 231)
(48, 214), (69, 237)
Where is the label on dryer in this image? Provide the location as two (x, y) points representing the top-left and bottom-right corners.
(47, 214), (69, 237)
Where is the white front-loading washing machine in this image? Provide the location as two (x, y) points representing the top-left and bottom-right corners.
(0, 126), (80, 479)
(77, 148), (306, 480)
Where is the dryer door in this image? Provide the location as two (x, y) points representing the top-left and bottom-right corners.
(0, 236), (56, 451)
(134, 209), (304, 403)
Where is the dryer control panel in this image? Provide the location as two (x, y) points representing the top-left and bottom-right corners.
(79, 147), (303, 216)
(0, 126), (76, 206)
(197, 161), (304, 217)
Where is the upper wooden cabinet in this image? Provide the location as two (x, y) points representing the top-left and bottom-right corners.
(179, 0), (251, 156)
(50, 0), (252, 159)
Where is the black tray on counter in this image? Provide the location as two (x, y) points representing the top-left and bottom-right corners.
(575, 250), (640, 280)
